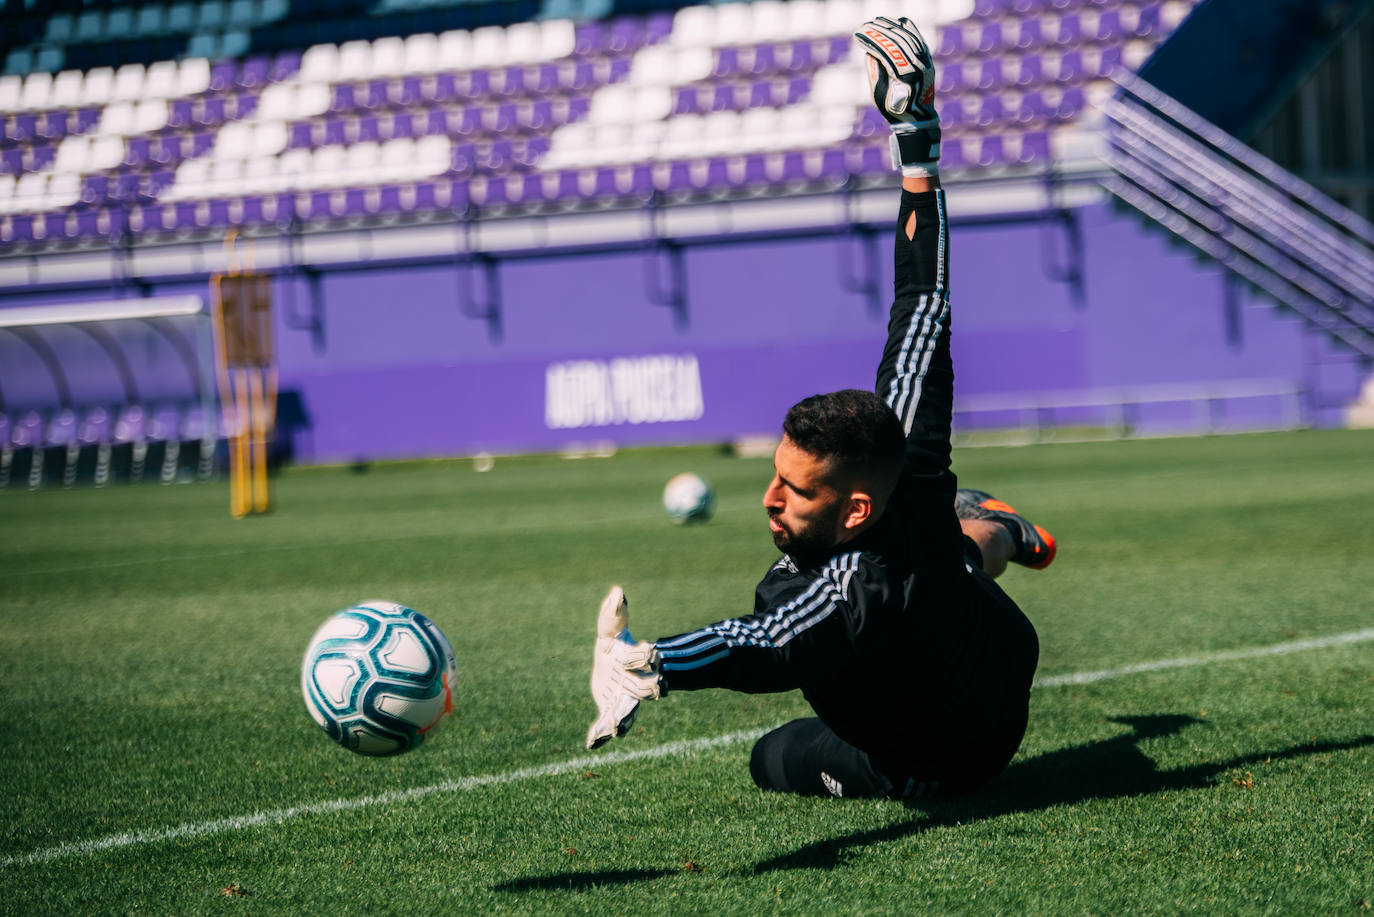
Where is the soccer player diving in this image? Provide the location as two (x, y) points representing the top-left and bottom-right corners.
(585, 16), (1057, 800)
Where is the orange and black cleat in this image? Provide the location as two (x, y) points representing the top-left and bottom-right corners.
(955, 489), (1057, 570)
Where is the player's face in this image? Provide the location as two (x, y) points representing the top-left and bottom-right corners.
(762, 436), (848, 559)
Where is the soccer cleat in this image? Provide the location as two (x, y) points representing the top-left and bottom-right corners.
(853, 16), (940, 176)
(586, 586), (661, 750)
(955, 489), (1057, 570)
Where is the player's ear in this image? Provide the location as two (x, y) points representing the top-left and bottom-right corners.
(842, 491), (875, 531)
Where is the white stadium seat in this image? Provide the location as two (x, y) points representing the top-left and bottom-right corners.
(19, 72), (54, 111)
(436, 30), (472, 71)
(404, 33), (440, 73)
(470, 26), (507, 68)
(369, 36), (407, 79)
(299, 43), (340, 84)
(111, 64), (147, 103)
(336, 40), (373, 82)
(144, 61), (179, 99)
(176, 58), (212, 97)
(80, 68), (115, 107)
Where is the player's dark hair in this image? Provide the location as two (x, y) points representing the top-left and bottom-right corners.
(782, 390), (906, 504)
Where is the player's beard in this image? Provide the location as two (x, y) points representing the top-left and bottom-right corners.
(769, 501), (845, 564)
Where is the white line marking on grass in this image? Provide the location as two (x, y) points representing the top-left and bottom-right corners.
(1035, 628), (1374, 687)
(0, 728), (767, 870)
(5, 627), (1373, 869)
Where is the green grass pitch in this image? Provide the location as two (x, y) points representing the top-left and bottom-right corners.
(1, 429), (1371, 915)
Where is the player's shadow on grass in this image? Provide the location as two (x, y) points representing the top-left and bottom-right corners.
(752, 714), (1374, 874)
(491, 716), (1373, 892)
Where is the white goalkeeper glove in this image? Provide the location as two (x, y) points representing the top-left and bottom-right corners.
(586, 585), (662, 750)
(854, 16), (941, 178)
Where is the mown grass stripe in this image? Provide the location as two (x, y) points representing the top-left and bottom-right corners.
(5, 627), (1372, 870)
(1035, 628), (1374, 687)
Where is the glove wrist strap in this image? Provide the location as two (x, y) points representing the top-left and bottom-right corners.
(889, 129), (940, 178)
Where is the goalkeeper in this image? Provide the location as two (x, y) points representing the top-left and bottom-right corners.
(586, 16), (1056, 799)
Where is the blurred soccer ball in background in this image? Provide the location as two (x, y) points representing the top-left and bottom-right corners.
(301, 601), (457, 756)
(663, 472), (714, 524)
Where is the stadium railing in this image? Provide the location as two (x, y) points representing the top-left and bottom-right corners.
(1097, 70), (1374, 360)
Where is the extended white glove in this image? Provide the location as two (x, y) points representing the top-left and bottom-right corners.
(586, 586), (661, 750)
(854, 16), (941, 178)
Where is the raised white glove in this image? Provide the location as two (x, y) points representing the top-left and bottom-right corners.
(586, 585), (661, 750)
(854, 16), (941, 178)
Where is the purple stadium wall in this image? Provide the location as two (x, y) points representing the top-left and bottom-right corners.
(1, 197), (1364, 463)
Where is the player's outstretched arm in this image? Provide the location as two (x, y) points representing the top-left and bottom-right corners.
(858, 16), (954, 474)
(586, 586), (662, 749)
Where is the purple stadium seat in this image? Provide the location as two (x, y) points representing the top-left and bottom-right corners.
(856, 107), (887, 138)
(210, 61), (237, 93)
(487, 103), (519, 133)
(331, 84), (356, 114)
(391, 111), (416, 139)
(1096, 9), (1125, 42)
(937, 62), (967, 96)
(711, 84), (740, 112)
(1018, 90), (1052, 123)
(83, 175), (109, 204)
(850, 143), (889, 176)
(785, 41), (813, 74)
(942, 96), (970, 130)
(748, 79), (778, 108)
(674, 86), (702, 115)
(1055, 13), (1085, 45)
(1019, 130), (1051, 163)
(40, 111), (68, 141)
(979, 20), (1009, 54)
(786, 77), (809, 105)
(533, 63), (560, 95)
(271, 51), (302, 82)
(1018, 17), (1045, 49)
(75, 108), (100, 133)
(12, 411), (42, 449)
(113, 404), (145, 446)
(11, 114), (38, 143)
(646, 12), (673, 46)
(978, 135), (1008, 167)
(1057, 49), (1084, 82)
(459, 106), (485, 135)
(979, 58), (1005, 90)
(463, 69), (492, 99)
(977, 95), (1006, 128)
(574, 21), (605, 55)
(500, 67), (526, 96)
(155, 135), (183, 164)
(322, 117), (347, 146)
(7, 215), (35, 243)
(607, 18), (642, 54)
(714, 47), (741, 80)
(361, 81), (387, 109)
(452, 143), (477, 176)
(287, 122), (312, 149)
(1136, 4), (1163, 37)
(238, 56), (270, 89)
(393, 76), (421, 107)
(357, 116), (381, 143)
(1016, 53), (1044, 86)
(32, 145), (56, 171)
(1098, 44), (1124, 77)
(748, 44), (776, 76)
(1058, 85), (1086, 118)
(943, 138), (969, 171)
(125, 137), (151, 169)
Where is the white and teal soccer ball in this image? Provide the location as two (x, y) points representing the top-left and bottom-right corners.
(663, 472), (714, 524)
(301, 601), (458, 757)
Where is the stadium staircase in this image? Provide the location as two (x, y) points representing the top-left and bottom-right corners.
(1097, 70), (1374, 360)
